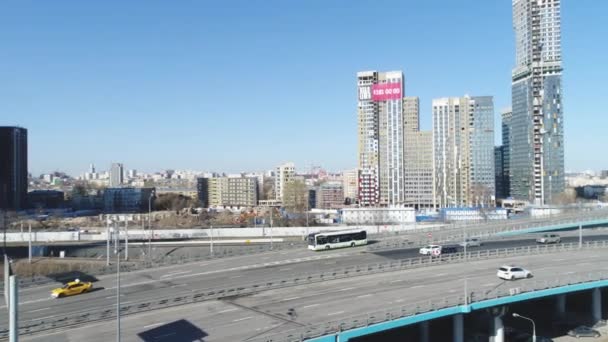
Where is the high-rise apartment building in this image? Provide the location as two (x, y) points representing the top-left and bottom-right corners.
(403, 97), (435, 208)
(357, 70), (405, 206)
(0, 127), (28, 210)
(275, 162), (295, 202)
(433, 96), (495, 207)
(499, 109), (513, 198)
(511, 0), (565, 204)
(316, 182), (344, 209)
(109, 163), (124, 187)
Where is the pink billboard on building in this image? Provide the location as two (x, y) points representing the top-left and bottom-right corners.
(371, 82), (402, 101)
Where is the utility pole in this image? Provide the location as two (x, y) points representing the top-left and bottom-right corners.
(579, 224), (583, 249)
(9, 275), (18, 342)
(114, 225), (121, 342)
(124, 219), (128, 261)
(106, 218), (110, 266)
(28, 223), (32, 264)
(210, 225), (214, 256)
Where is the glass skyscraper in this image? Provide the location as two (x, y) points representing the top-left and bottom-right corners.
(0, 126), (28, 211)
(510, 0), (565, 204)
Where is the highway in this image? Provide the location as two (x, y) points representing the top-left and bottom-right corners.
(17, 249), (608, 342)
(3, 234), (608, 341)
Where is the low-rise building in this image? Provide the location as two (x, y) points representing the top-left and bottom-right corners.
(103, 187), (155, 213)
(341, 207), (415, 225)
(28, 190), (65, 209)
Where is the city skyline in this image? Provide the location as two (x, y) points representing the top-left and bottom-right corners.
(3, 1), (607, 176)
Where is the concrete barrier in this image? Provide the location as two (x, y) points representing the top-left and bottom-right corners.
(5, 224), (444, 243)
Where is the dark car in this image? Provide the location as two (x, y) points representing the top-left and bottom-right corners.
(567, 326), (601, 338)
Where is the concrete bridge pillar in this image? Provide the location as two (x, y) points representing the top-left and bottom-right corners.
(555, 294), (566, 318)
(453, 314), (463, 342)
(592, 288), (602, 323)
(419, 321), (429, 342)
(492, 315), (504, 342)
(488, 306), (507, 342)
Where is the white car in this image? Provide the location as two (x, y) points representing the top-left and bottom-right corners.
(536, 233), (561, 244)
(419, 245), (441, 255)
(497, 265), (532, 280)
(460, 238), (482, 248)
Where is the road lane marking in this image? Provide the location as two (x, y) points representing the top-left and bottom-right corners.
(327, 311), (345, 316)
(171, 284), (187, 288)
(390, 279), (406, 284)
(302, 303), (320, 309)
(233, 316), (253, 322)
(410, 285), (423, 289)
(482, 283), (496, 287)
(29, 307), (50, 313)
(143, 322), (166, 329)
(282, 297), (300, 301)
(357, 294), (372, 298)
(337, 287), (356, 292)
(229, 275), (242, 279)
(279, 268), (292, 271)
(218, 308), (238, 314)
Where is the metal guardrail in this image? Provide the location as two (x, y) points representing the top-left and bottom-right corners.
(250, 269), (608, 342)
(2, 240), (607, 339)
(371, 211), (608, 251)
(6, 241), (307, 290)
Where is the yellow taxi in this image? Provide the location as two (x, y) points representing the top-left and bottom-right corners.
(51, 279), (93, 298)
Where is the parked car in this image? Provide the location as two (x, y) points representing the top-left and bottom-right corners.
(419, 244), (441, 255)
(567, 326), (601, 338)
(460, 238), (482, 248)
(497, 265), (532, 280)
(536, 233), (561, 244)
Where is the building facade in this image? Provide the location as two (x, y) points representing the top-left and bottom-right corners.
(341, 207), (416, 225)
(109, 163), (124, 187)
(103, 187), (155, 213)
(197, 176), (258, 208)
(316, 182), (344, 209)
(0, 126), (28, 211)
(511, 0), (565, 204)
(403, 97), (435, 208)
(341, 169), (358, 205)
(357, 70), (405, 206)
(275, 162), (295, 202)
(432, 96), (495, 207)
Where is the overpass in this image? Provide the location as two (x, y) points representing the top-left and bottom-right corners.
(3, 239), (608, 341)
(371, 209), (608, 251)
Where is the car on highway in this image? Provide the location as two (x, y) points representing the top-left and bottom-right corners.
(460, 238), (482, 248)
(51, 279), (92, 298)
(536, 233), (561, 244)
(567, 326), (601, 338)
(419, 244), (441, 255)
(497, 265), (532, 280)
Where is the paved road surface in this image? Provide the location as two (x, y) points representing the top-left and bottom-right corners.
(16, 248), (608, 341)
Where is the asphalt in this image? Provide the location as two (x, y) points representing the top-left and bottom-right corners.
(3, 235), (608, 324)
(17, 249), (608, 342)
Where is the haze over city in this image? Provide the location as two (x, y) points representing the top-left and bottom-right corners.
(2, 0), (608, 176)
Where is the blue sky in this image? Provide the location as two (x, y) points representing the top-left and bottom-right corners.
(1, 0), (606, 176)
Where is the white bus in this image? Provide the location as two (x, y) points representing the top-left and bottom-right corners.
(307, 230), (367, 251)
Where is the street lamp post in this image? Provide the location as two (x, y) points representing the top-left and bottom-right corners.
(148, 190), (155, 259)
(512, 313), (536, 342)
(113, 221), (121, 342)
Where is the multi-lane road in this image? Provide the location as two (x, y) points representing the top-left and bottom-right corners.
(4, 232), (608, 341)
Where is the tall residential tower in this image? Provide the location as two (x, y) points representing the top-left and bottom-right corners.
(511, 0), (565, 204)
(357, 70), (405, 206)
(433, 96), (495, 207)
